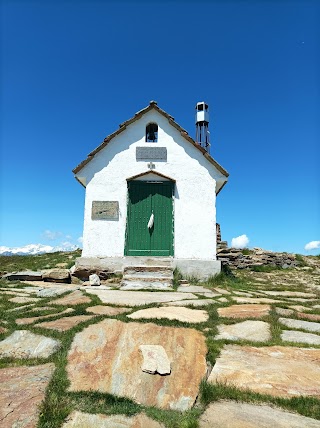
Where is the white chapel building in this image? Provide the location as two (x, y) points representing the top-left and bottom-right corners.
(73, 101), (229, 279)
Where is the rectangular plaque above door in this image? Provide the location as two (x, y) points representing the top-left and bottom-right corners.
(136, 147), (167, 161)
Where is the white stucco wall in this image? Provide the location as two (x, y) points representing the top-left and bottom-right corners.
(77, 110), (226, 260)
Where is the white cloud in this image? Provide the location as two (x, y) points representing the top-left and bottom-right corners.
(77, 236), (83, 243)
(231, 234), (249, 249)
(42, 230), (63, 240)
(304, 240), (320, 251)
(58, 241), (78, 252)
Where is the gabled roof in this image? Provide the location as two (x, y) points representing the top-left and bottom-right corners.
(126, 170), (176, 182)
(73, 101), (229, 180)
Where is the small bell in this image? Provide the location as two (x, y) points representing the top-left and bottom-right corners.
(148, 131), (156, 142)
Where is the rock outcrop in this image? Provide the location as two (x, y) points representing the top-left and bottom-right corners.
(217, 247), (298, 269)
(42, 268), (70, 283)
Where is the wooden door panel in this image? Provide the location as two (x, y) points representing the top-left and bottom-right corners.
(125, 181), (173, 256)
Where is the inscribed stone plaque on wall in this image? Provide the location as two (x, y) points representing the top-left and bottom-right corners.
(136, 147), (167, 161)
(92, 201), (119, 220)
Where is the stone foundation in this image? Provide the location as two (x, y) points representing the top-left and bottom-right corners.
(75, 257), (221, 280)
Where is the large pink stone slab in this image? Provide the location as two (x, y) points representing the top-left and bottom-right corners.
(86, 305), (131, 316)
(34, 315), (95, 331)
(128, 306), (209, 323)
(0, 363), (55, 428)
(66, 319), (207, 411)
(208, 345), (320, 398)
(48, 290), (91, 306)
(218, 304), (271, 319)
(16, 308), (74, 325)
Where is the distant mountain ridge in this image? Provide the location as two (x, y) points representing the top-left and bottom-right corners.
(0, 243), (79, 256)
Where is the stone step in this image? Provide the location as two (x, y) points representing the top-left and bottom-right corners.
(123, 274), (173, 283)
(124, 257), (173, 268)
(123, 266), (173, 279)
(122, 260), (174, 291)
(120, 279), (173, 291)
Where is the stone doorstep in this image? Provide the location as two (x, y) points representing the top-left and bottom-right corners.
(123, 265), (173, 275)
(120, 280), (173, 290)
(123, 257), (173, 268)
(121, 263), (174, 290)
(122, 275), (173, 282)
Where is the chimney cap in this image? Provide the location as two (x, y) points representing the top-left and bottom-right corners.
(196, 101), (209, 110)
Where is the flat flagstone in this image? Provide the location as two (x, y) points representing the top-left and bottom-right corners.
(214, 287), (231, 295)
(28, 306), (56, 312)
(233, 297), (284, 304)
(177, 285), (221, 297)
(199, 400), (320, 428)
(37, 287), (72, 297)
(67, 319), (207, 411)
(163, 298), (217, 307)
(7, 304), (35, 312)
(261, 290), (317, 298)
(16, 308), (75, 325)
(275, 307), (294, 316)
(208, 345), (320, 398)
(281, 330), (320, 345)
(3, 271), (43, 281)
(0, 287), (38, 293)
(297, 312), (320, 321)
(216, 297), (228, 303)
(1, 290), (31, 297)
(85, 289), (198, 306)
(215, 320), (271, 342)
(34, 315), (95, 331)
(62, 411), (164, 428)
(9, 296), (40, 304)
(19, 287), (42, 293)
(218, 304), (271, 319)
(279, 317), (320, 333)
(0, 330), (61, 358)
(128, 306), (209, 323)
(285, 297), (317, 302)
(0, 363), (55, 428)
(86, 305), (132, 316)
(21, 280), (79, 289)
(313, 305), (320, 309)
(48, 290), (91, 306)
(232, 291), (253, 297)
(289, 305), (314, 312)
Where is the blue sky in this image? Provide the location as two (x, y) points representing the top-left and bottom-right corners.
(1, 0), (319, 254)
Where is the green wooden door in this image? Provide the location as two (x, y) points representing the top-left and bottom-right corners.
(125, 181), (174, 256)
